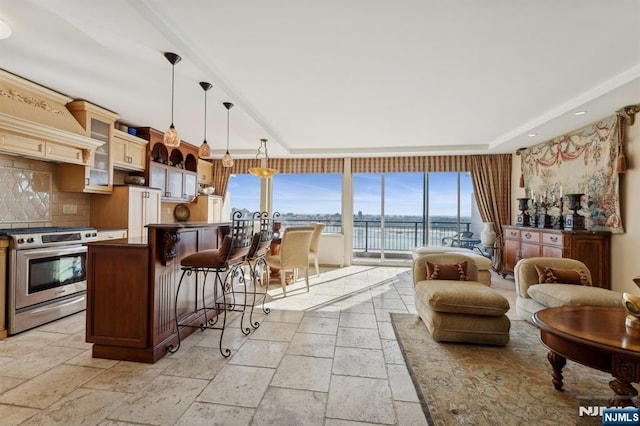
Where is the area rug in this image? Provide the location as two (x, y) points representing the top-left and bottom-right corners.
(390, 313), (619, 426)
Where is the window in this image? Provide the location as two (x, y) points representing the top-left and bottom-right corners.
(227, 174), (261, 219)
(272, 173), (342, 232)
(353, 171), (481, 262)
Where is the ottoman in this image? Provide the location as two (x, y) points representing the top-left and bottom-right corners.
(415, 281), (511, 345)
(413, 252), (511, 346)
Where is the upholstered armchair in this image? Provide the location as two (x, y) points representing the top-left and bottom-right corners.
(308, 222), (325, 277)
(514, 257), (622, 324)
(266, 226), (314, 296)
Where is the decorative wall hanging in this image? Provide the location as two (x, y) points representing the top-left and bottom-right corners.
(521, 115), (623, 233)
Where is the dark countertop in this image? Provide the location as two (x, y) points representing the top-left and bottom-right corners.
(146, 222), (231, 229)
(87, 236), (148, 247)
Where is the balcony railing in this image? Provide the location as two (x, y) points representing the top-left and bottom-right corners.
(276, 219), (475, 254)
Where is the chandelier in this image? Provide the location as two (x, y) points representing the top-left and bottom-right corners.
(248, 139), (278, 178)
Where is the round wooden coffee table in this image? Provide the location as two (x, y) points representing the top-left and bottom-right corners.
(533, 306), (640, 407)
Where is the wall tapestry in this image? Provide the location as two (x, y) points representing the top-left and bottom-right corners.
(521, 115), (623, 233)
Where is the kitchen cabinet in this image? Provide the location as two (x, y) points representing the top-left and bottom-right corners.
(502, 225), (611, 289)
(112, 129), (148, 171)
(189, 195), (223, 223)
(197, 159), (213, 185)
(58, 101), (118, 194)
(90, 185), (161, 239)
(136, 127), (199, 202)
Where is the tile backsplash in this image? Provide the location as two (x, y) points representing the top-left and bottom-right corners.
(0, 154), (90, 228)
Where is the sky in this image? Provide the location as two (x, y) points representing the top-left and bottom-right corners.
(228, 172), (475, 217)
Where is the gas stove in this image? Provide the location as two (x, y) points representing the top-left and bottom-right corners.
(0, 226), (98, 249)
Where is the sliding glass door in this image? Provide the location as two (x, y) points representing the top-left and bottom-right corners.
(353, 171), (479, 262)
(427, 172), (477, 248)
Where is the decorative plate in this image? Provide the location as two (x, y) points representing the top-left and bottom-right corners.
(173, 204), (190, 222)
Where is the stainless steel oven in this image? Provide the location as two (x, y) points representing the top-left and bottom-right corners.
(3, 227), (98, 334)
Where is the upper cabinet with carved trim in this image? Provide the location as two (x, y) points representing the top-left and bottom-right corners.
(0, 69), (103, 165)
(58, 101), (118, 194)
(136, 127), (199, 202)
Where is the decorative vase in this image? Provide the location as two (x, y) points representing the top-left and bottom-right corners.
(480, 222), (496, 247)
(516, 198), (531, 226)
(564, 193), (585, 230)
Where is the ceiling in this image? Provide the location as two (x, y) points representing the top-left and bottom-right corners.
(0, 0), (639, 159)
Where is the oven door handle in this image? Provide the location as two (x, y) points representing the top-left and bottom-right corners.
(18, 244), (87, 261)
(28, 295), (86, 315)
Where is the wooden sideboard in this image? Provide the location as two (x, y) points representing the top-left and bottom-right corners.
(502, 225), (611, 289)
(86, 222), (229, 363)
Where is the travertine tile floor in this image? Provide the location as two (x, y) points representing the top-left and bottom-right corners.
(0, 265), (517, 425)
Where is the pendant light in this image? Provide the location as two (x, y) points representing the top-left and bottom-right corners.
(221, 102), (234, 168)
(163, 52), (182, 148)
(249, 139), (278, 178)
(198, 82), (212, 159)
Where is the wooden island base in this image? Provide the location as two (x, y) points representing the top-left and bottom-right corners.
(86, 222), (229, 363)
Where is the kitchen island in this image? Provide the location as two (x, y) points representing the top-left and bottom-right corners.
(86, 222), (230, 363)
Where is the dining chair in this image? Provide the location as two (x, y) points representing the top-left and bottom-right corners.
(266, 226), (314, 296)
(308, 222), (325, 276)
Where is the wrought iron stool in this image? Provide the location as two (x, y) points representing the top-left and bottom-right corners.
(167, 211), (253, 357)
(244, 211), (274, 326)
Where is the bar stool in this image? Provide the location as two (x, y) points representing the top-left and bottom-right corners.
(244, 212), (274, 326)
(167, 211), (253, 357)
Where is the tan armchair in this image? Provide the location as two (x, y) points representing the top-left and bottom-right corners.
(266, 226), (314, 296)
(514, 257), (622, 324)
(308, 222), (325, 276)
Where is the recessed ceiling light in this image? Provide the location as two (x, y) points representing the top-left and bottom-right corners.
(574, 110), (587, 116)
(0, 18), (12, 40)
(527, 133), (538, 137)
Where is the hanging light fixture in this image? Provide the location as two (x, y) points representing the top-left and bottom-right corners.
(198, 82), (212, 159)
(163, 52), (182, 148)
(221, 102), (234, 167)
(249, 139), (278, 178)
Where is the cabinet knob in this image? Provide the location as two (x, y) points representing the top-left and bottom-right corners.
(524, 232), (532, 239)
(510, 231), (517, 236)
(550, 236), (558, 242)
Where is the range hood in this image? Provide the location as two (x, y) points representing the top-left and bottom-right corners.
(0, 68), (102, 164)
